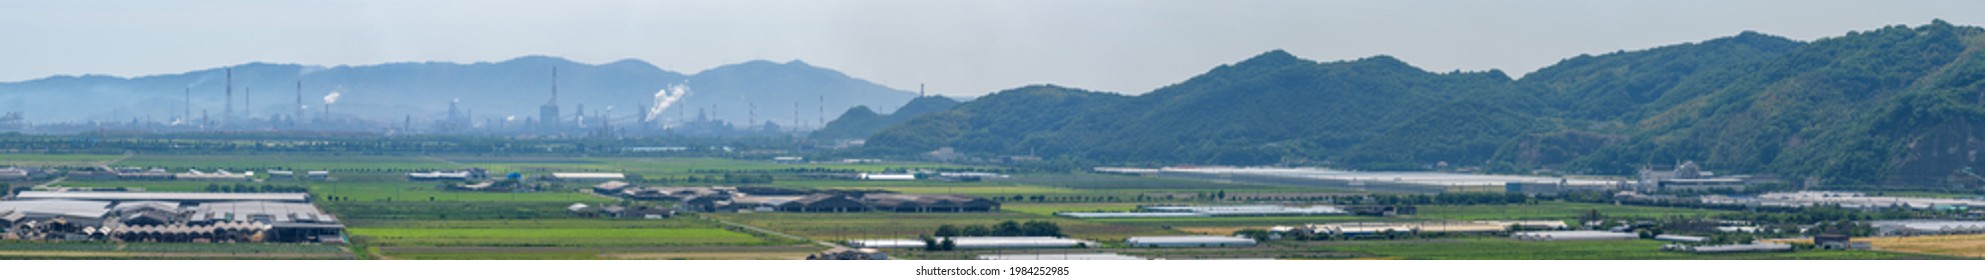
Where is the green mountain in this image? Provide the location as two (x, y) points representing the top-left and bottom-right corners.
(811, 95), (960, 140)
(864, 21), (1985, 186)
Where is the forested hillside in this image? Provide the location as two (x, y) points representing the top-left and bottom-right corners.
(865, 21), (1985, 186)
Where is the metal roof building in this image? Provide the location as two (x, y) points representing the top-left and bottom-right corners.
(1056, 212), (1209, 218)
(1510, 230), (1638, 241)
(1126, 235), (1257, 248)
(0, 200), (112, 219)
(15, 191), (308, 203)
(846, 237), (1097, 249)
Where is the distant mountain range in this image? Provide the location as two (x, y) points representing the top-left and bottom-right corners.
(865, 20), (1985, 186)
(0, 57), (915, 127)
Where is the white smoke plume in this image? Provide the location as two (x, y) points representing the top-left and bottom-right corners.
(323, 89), (342, 105)
(646, 83), (690, 121)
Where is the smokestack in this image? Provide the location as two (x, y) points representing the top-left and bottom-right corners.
(295, 81), (302, 126)
(225, 68), (233, 127)
(818, 95), (824, 130)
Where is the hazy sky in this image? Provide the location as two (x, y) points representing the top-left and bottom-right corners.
(4, 0), (1983, 96)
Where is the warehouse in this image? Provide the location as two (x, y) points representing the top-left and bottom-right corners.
(1125, 235), (1257, 248)
(15, 191), (309, 203)
(863, 193), (1001, 212)
(1869, 220), (1985, 236)
(1510, 230), (1638, 241)
(779, 194), (869, 212)
(858, 173), (916, 181)
(1, 193), (342, 243)
(408, 168), (485, 181)
(177, 169), (251, 181)
(1662, 243), (1792, 253)
(846, 236), (1097, 249)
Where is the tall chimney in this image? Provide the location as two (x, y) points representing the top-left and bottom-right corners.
(224, 68), (232, 127)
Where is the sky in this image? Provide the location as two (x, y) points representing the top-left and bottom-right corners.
(3, 0), (1984, 96)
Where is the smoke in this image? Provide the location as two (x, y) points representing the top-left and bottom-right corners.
(505, 115), (517, 122)
(645, 83), (690, 121)
(322, 89), (342, 105)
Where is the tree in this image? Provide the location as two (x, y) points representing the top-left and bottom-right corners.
(994, 220), (1024, 236)
(962, 225), (992, 237)
(939, 238), (956, 251)
(934, 224), (960, 237)
(1021, 220), (1062, 237)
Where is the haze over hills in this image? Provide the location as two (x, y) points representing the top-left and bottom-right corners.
(0, 56), (914, 128)
(866, 20), (1985, 186)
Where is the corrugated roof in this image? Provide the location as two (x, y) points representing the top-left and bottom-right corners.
(16, 191), (308, 202)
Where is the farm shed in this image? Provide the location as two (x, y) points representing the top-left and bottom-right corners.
(780, 194), (868, 212)
(15, 191), (309, 203)
(1126, 235), (1258, 247)
(858, 173), (916, 181)
(1510, 230), (1638, 241)
(1654, 234), (1708, 243)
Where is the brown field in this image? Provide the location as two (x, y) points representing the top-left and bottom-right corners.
(1858, 234), (1985, 258)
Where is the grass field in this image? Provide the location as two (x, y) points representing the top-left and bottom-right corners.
(705, 212), (1181, 242)
(1001, 203), (1145, 216)
(345, 217), (804, 259)
(351, 228), (769, 247)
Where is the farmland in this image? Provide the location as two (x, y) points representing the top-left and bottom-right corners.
(12, 152), (1985, 260)
(1852, 234), (1985, 258)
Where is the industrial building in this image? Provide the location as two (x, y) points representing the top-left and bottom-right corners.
(0, 191), (340, 243)
(858, 173), (916, 181)
(1661, 243), (1793, 253)
(177, 169), (252, 181)
(1125, 235), (1258, 248)
(1702, 191), (1985, 210)
(846, 236), (1096, 249)
(15, 191), (309, 203)
(1869, 220), (1985, 236)
(1281, 220), (1569, 237)
(1510, 230), (1638, 241)
(409, 169), (488, 181)
(1635, 161), (1766, 191)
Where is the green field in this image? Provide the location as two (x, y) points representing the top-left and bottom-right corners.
(706, 212), (1180, 242)
(351, 228), (769, 247)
